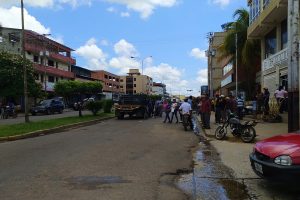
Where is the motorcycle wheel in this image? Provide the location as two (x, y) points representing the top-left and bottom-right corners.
(215, 126), (227, 140)
(241, 126), (256, 143)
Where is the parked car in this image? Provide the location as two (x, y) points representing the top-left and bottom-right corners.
(31, 99), (64, 115)
(249, 133), (300, 181)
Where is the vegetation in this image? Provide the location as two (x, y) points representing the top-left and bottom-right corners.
(0, 51), (43, 100)
(54, 80), (102, 105)
(218, 8), (261, 99)
(0, 113), (114, 138)
(86, 101), (103, 115)
(103, 99), (113, 113)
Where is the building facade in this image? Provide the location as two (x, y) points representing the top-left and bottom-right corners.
(152, 82), (166, 96)
(247, 0), (288, 94)
(207, 32), (227, 96)
(0, 27), (75, 92)
(71, 65), (99, 82)
(120, 69), (153, 95)
(91, 70), (120, 93)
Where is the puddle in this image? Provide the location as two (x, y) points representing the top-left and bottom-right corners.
(66, 176), (131, 190)
(177, 136), (249, 200)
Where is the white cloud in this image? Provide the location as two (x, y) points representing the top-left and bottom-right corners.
(190, 48), (206, 60)
(107, 6), (117, 13)
(120, 12), (130, 17)
(75, 38), (108, 70)
(144, 63), (189, 95)
(0, 6), (50, 34)
(100, 39), (109, 46)
(196, 68), (208, 86)
(208, 0), (230, 7)
(114, 39), (138, 57)
(104, 0), (178, 19)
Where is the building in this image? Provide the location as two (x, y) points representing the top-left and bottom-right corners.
(247, 0), (288, 94)
(91, 70), (120, 93)
(120, 69), (153, 95)
(0, 27), (75, 93)
(152, 82), (166, 96)
(72, 65), (98, 82)
(207, 32), (227, 96)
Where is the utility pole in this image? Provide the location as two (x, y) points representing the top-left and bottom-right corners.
(288, 0), (299, 132)
(21, 0), (29, 123)
(235, 33), (238, 97)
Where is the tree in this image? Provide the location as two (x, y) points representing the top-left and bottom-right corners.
(0, 51), (43, 100)
(54, 80), (102, 106)
(218, 8), (261, 99)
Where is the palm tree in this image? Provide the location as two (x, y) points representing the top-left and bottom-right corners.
(218, 8), (261, 99)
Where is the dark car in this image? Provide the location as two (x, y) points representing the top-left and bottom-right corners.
(31, 99), (64, 115)
(249, 133), (300, 181)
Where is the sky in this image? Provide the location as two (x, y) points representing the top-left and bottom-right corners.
(0, 0), (246, 96)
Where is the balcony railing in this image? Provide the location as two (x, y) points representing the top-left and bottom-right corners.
(262, 48), (287, 71)
(25, 43), (76, 65)
(33, 63), (75, 79)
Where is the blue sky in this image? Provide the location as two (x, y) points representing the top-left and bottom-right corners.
(0, 0), (246, 96)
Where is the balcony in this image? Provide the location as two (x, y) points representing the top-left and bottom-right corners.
(262, 48), (287, 72)
(25, 43), (76, 65)
(33, 63), (75, 79)
(248, 0), (287, 38)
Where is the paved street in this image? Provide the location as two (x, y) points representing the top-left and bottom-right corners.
(0, 117), (198, 200)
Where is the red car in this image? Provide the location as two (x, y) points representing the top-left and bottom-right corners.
(249, 133), (300, 181)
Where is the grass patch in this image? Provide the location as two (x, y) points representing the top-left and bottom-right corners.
(0, 113), (114, 138)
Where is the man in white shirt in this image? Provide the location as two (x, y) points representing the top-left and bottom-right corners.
(179, 98), (193, 130)
(274, 86), (288, 113)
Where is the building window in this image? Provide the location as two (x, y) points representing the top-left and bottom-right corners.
(249, 0), (260, 24)
(56, 62), (59, 68)
(281, 19), (288, 50)
(223, 62), (233, 76)
(120, 86), (123, 88)
(120, 79), (123, 82)
(104, 75), (108, 79)
(48, 59), (54, 67)
(41, 74), (44, 83)
(134, 90), (136, 94)
(48, 76), (54, 83)
(134, 78), (136, 81)
(116, 78), (119, 82)
(265, 28), (277, 58)
(134, 84), (136, 87)
(56, 77), (59, 82)
(33, 55), (39, 63)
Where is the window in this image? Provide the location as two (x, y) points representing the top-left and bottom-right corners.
(120, 86), (123, 88)
(281, 19), (287, 50)
(134, 90), (136, 94)
(56, 62), (59, 68)
(134, 84), (136, 87)
(33, 55), (39, 63)
(120, 79), (123, 82)
(223, 62), (233, 76)
(116, 78), (119, 82)
(41, 74), (44, 83)
(56, 77), (59, 82)
(265, 28), (277, 58)
(134, 78), (136, 81)
(48, 59), (54, 66)
(104, 75), (108, 79)
(48, 76), (55, 83)
(249, 0), (260, 24)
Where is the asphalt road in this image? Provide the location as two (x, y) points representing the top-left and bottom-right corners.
(0, 117), (198, 200)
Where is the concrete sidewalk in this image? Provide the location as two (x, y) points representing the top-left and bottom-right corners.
(196, 113), (292, 199)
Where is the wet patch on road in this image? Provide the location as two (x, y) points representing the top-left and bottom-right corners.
(66, 176), (131, 190)
(177, 136), (250, 200)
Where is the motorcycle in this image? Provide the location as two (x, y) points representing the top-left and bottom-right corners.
(215, 113), (257, 143)
(3, 106), (17, 119)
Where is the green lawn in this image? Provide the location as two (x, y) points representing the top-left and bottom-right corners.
(0, 113), (114, 138)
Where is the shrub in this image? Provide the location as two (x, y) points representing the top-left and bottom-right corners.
(103, 99), (113, 113)
(86, 101), (103, 116)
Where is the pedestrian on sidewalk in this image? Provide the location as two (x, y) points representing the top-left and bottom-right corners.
(201, 94), (211, 129)
(263, 87), (270, 115)
(219, 95), (227, 123)
(274, 86), (288, 113)
(170, 99), (179, 123)
(214, 94), (221, 123)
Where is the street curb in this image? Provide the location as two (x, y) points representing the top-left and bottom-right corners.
(0, 116), (115, 142)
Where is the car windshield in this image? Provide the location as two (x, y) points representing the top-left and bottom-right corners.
(39, 100), (52, 106)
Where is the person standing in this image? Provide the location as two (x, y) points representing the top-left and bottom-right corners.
(214, 94), (221, 123)
(162, 100), (171, 123)
(201, 94), (211, 129)
(274, 86), (288, 113)
(170, 99), (179, 123)
(236, 94), (244, 120)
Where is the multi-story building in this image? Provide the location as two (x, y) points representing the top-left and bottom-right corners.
(247, 0), (288, 94)
(0, 27), (75, 93)
(91, 70), (120, 93)
(71, 65), (99, 82)
(207, 32), (226, 96)
(152, 82), (166, 96)
(120, 69), (153, 95)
